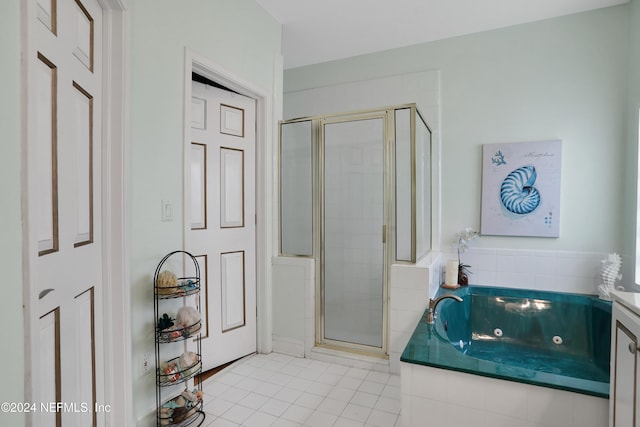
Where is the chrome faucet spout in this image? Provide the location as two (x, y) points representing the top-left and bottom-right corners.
(426, 294), (463, 324)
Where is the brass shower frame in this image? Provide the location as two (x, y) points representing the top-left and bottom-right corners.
(278, 103), (431, 358)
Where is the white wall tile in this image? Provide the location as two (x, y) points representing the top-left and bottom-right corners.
(388, 352), (401, 374)
(403, 364), (449, 402)
(390, 288), (429, 312)
(445, 370), (490, 411)
(515, 254), (541, 275)
(496, 254), (518, 273)
(484, 378), (529, 419)
(402, 362), (608, 427)
(448, 404), (487, 427)
(573, 394), (609, 427)
(476, 251), (497, 272)
(458, 248), (611, 295)
(391, 264), (430, 290)
(475, 270), (497, 285)
(390, 331), (414, 355)
(484, 412), (527, 427)
(525, 386), (574, 427)
(407, 396), (444, 427)
(390, 309), (423, 335)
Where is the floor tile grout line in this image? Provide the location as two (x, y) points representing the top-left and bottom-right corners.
(202, 352), (401, 427)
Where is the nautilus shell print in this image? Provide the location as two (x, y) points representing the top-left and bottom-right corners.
(499, 165), (541, 215)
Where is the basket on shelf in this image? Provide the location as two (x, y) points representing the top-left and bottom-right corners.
(154, 252), (200, 298)
(157, 320), (202, 343)
(158, 392), (204, 426)
(158, 353), (202, 387)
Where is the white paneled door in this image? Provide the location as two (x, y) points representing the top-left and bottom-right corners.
(26, 0), (105, 425)
(188, 81), (257, 371)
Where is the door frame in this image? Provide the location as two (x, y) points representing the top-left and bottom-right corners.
(21, 0), (132, 425)
(183, 49), (278, 355)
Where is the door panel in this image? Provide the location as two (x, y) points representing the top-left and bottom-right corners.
(71, 0), (93, 70)
(220, 148), (245, 228)
(71, 82), (94, 246)
(193, 255), (209, 339)
(37, 0), (56, 32)
(190, 143), (207, 230)
(36, 53), (58, 255)
(38, 308), (61, 426)
(74, 288), (96, 426)
(220, 251), (247, 332)
(188, 81), (257, 371)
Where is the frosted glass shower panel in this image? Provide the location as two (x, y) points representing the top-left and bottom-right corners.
(395, 108), (412, 262)
(394, 106), (432, 262)
(416, 113), (432, 259)
(280, 120), (313, 256)
(323, 118), (385, 348)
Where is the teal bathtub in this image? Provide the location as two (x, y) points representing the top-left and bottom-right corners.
(400, 286), (612, 397)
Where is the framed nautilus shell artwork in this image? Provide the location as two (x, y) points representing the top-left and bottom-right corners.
(481, 140), (562, 237)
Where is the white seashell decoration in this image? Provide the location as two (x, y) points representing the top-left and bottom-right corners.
(598, 253), (622, 300)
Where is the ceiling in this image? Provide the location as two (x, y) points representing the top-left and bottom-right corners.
(255, 0), (628, 69)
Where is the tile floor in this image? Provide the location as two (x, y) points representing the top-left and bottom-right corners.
(201, 352), (402, 427)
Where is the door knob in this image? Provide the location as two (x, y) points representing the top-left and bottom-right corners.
(629, 342), (639, 354)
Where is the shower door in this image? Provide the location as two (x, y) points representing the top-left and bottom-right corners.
(321, 115), (387, 352)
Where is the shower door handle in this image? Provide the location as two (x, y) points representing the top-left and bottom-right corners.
(382, 225), (386, 244)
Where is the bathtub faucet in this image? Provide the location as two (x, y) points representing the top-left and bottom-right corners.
(426, 294), (463, 324)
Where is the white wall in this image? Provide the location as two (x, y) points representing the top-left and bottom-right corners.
(285, 5), (629, 257)
(278, 5), (631, 371)
(129, 1), (282, 424)
(0, 2), (26, 426)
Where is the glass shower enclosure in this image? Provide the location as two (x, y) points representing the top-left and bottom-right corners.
(279, 104), (431, 355)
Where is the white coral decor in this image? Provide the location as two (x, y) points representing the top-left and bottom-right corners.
(598, 253), (622, 300)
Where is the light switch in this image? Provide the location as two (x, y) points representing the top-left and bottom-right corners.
(161, 200), (173, 222)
